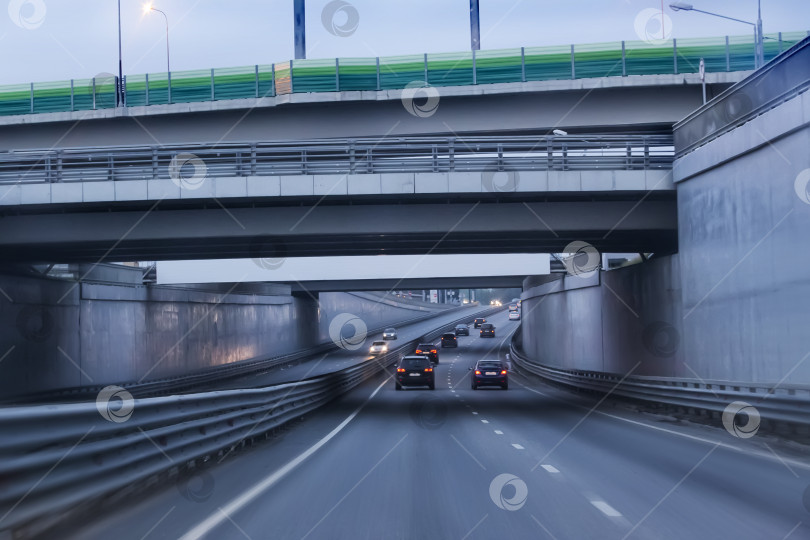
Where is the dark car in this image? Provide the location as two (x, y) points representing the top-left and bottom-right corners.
(473, 317), (486, 328)
(454, 324), (469, 336)
(440, 332), (458, 348)
(479, 323), (495, 338)
(382, 328), (398, 340)
(396, 355), (435, 390)
(414, 343), (439, 364)
(470, 360), (508, 390)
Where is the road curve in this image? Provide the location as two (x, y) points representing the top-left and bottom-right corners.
(53, 311), (810, 540)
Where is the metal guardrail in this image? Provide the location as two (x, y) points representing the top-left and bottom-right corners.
(674, 35), (810, 156)
(0, 306), (502, 536)
(0, 134), (674, 185)
(509, 328), (810, 432)
(5, 305), (465, 404)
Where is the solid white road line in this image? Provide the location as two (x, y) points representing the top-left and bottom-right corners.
(513, 378), (810, 471)
(179, 378), (389, 540)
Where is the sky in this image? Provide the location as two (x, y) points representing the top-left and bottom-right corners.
(0, 0), (808, 85)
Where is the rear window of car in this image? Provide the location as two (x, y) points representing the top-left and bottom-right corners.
(417, 344), (433, 349)
(456, 325), (466, 328)
(401, 357), (430, 368)
(478, 362), (502, 370)
(442, 333), (455, 338)
(475, 318), (484, 322)
(481, 324), (493, 329)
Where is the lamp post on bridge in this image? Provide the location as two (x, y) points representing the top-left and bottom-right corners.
(145, 3), (171, 75)
(670, 1), (765, 68)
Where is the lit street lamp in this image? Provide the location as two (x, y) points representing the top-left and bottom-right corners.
(669, 1), (764, 68)
(144, 3), (171, 75)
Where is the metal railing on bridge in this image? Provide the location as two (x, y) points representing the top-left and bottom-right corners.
(0, 31), (806, 117)
(0, 134), (674, 185)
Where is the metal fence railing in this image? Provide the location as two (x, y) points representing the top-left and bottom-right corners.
(509, 328), (810, 435)
(675, 35), (810, 156)
(0, 307), (501, 536)
(0, 134), (674, 185)
(0, 31), (806, 117)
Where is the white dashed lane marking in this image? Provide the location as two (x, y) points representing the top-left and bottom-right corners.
(481, 420), (489, 424)
(511, 444), (525, 450)
(541, 464), (560, 474)
(494, 430), (503, 435)
(590, 500), (622, 517)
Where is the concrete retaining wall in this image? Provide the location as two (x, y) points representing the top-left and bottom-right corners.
(0, 273), (450, 399)
(521, 256), (684, 378)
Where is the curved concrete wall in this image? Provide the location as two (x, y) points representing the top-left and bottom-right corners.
(521, 256), (683, 378)
(0, 273), (450, 399)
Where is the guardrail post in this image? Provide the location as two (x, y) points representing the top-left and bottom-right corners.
(432, 144), (438, 172)
(673, 39), (678, 74)
(472, 49), (477, 85)
(56, 150), (63, 182)
(349, 140), (356, 173)
(45, 154), (51, 182)
(301, 148), (306, 174)
(92, 77), (97, 109)
(570, 44), (575, 79)
(30, 82), (34, 113)
(255, 65), (260, 98)
(778, 32), (783, 53)
(290, 59), (294, 93)
(335, 58), (340, 91)
(167, 71), (172, 103)
(271, 64), (276, 97)
(210, 68), (215, 101)
(621, 41), (626, 76)
(625, 142), (631, 169)
(152, 147), (158, 179)
(250, 144), (257, 175)
(424, 53), (429, 84)
(70, 79), (74, 111)
(644, 142), (650, 169)
(123, 75), (127, 106)
(376, 57), (381, 90)
(109, 155), (114, 181)
(562, 143), (568, 170)
(145, 73), (150, 105)
(520, 47), (526, 82)
(449, 138), (455, 171)
(721, 36), (730, 72)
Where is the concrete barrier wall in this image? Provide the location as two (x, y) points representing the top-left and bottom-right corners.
(521, 256), (684, 378)
(0, 273), (450, 398)
(674, 91), (810, 384)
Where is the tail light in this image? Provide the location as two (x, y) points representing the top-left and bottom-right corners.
(397, 368), (405, 373)
(501, 370), (507, 375)
(415, 349), (423, 354)
(424, 368), (433, 372)
(475, 370), (481, 375)
(431, 349), (437, 354)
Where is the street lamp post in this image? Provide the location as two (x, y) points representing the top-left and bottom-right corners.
(147, 5), (170, 75)
(670, 1), (764, 68)
(117, 0), (123, 106)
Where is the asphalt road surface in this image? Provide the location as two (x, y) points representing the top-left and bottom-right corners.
(55, 311), (810, 540)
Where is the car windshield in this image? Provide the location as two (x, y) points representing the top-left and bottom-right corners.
(401, 358), (430, 369)
(372, 341), (385, 346)
(384, 328), (395, 332)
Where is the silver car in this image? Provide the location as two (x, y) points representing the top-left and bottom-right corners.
(383, 328), (397, 340)
(369, 341), (389, 355)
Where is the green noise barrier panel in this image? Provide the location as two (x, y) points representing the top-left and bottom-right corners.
(0, 31), (806, 116)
